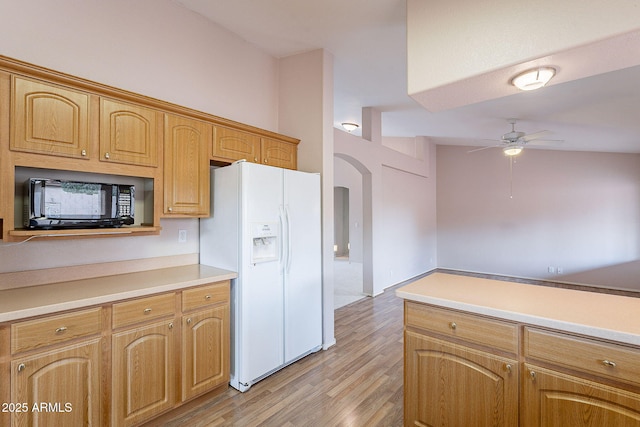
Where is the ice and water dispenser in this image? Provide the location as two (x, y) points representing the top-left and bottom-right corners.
(251, 222), (279, 264)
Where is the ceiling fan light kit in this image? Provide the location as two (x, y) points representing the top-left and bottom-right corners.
(511, 67), (556, 91)
(503, 145), (523, 156)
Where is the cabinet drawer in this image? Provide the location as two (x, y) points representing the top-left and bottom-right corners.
(182, 281), (229, 312)
(11, 307), (102, 354)
(405, 301), (518, 353)
(112, 293), (175, 329)
(524, 327), (640, 386)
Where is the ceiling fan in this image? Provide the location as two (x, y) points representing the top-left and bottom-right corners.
(469, 119), (563, 156)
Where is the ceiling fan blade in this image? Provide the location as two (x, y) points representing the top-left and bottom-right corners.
(522, 130), (550, 142)
(467, 145), (500, 153)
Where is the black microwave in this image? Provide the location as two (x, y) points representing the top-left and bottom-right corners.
(24, 178), (135, 229)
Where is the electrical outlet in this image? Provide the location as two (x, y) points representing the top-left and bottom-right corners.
(178, 229), (187, 243)
(548, 266), (555, 274)
(557, 267), (563, 274)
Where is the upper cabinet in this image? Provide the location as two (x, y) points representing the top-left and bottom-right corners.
(11, 76), (91, 159)
(261, 137), (297, 170)
(100, 98), (160, 167)
(212, 125), (260, 163)
(164, 114), (210, 217)
(212, 124), (298, 170)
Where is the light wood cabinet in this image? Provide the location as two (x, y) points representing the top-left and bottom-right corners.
(261, 137), (297, 169)
(112, 319), (176, 427)
(10, 76), (91, 160)
(404, 300), (640, 427)
(522, 364), (640, 426)
(11, 339), (103, 427)
(182, 305), (229, 401)
(100, 98), (160, 167)
(164, 114), (210, 216)
(404, 304), (519, 427)
(212, 124), (298, 170)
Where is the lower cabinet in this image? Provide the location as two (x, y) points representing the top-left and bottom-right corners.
(2, 280), (230, 427)
(112, 320), (176, 427)
(182, 305), (230, 401)
(405, 331), (518, 427)
(11, 339), (102, 427)
(404, 301), (640, 427)
(522, 364), (640, 426)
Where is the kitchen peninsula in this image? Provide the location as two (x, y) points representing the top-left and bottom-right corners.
(0, 264), (236, 426)
(397, 272), (640, 426)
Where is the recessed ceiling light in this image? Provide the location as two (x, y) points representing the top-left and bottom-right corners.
(341, 122), (359, 132)
(511, 67), (556, 91)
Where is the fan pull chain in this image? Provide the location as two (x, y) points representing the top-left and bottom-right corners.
(509, 156), (514, 199)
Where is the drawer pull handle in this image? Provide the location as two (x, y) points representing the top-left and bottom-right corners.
(602, 359), (617, 368)
(205, 295), (212, 300)
(105, 152), (110, 159)
(143, 308), (152, 314)
(55, 326), (68, 334)
(81, 149), (87, 157)
(449, 322), (457, 330)
(17, 363), (25, 373)
(504, 364), (512, 373)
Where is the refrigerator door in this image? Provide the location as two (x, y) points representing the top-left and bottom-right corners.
(283, 169), (322, 362)
(238, 162), (285, 384)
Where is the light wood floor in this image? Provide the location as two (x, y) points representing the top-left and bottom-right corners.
(146, 285), (404, 426)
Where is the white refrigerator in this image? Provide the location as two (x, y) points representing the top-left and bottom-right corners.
(200, 161), (322, 392)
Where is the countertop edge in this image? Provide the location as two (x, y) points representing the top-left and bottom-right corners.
(0, 265), (237, 323)
(396, 285), (640, 347)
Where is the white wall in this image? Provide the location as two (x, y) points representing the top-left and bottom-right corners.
(334, 129), (436, 295)
(0, 0), (280, 274)
(437, 145), (640, 281)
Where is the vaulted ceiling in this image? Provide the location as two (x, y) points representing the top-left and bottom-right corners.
(176, 0), (640, 154)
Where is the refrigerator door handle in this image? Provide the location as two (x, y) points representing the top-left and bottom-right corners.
(285, 205), (293, 274)
(279, 206), (286, 275)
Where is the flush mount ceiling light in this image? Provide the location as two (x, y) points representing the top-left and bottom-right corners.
(341, 122), (359, 132)
(511, 67), (556, 91)
(503, 145), (523, 156)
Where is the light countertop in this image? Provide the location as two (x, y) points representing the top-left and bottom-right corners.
(0, 264), (237, 322)
(396, 272), (640, 346)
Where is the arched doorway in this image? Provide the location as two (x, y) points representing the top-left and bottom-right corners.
(333, 153), (373, 308)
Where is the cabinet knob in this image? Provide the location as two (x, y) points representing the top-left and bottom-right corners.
(504, 364), (512, 373)
(529, 370), (536, 380)
(81, 149), (87, 157)
(168, 322), (174, 329)
(449, 322), (457, 330)
(205, 295), (211, 300)
(264, 159), (268, 164)
(105, 152), (110, 159)
(602, 359), (617, 368)
(187, 318), (192, 325)
(143, 308), (152, 314)
(55, 326), (68, 334)
(17, 363), (25, 373)
(168, 207), (173, 212)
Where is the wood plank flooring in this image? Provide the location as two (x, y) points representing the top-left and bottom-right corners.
(145, 285), (404, 427)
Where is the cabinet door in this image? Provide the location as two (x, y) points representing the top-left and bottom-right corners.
(11, 76), (90, 159)
(522, 364), (640, 427)
(212, 125), (260, 163)
(164, 114), (210, 216)
(112, 320), (176, 427)
(404, 331), (518, 427)
(182, 304), (230, 401)
(11, 339), (102, 427)
(261, 137), (297, 170)
(100, 98), (159, 167)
